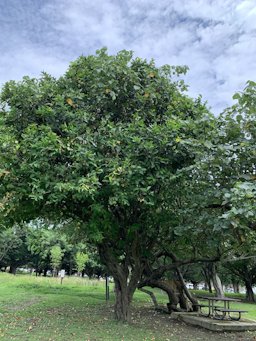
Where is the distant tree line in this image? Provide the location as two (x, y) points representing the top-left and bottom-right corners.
(0, 223), (104, 278)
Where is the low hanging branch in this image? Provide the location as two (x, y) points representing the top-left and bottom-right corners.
(138, 279), (184, 312)
(147, 251), (221, 281)
(138, 251), (222, 313)
(138, 287), (159, 310)
(222, 255), (256, 262)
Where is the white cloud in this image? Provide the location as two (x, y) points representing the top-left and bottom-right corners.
(0, 0), (256, 114)
(0, 47), (68, 84)
(41, 0), (126, 52)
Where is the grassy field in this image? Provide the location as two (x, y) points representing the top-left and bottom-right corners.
(0, 273), (256, 341)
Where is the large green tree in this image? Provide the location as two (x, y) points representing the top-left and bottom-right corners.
(136, 80), (256, 306)
(0, 49), (213, 321)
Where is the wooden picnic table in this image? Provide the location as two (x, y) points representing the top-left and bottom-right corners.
(197, 296), (247, 321)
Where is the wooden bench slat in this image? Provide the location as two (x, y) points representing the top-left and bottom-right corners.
(214, 308), (248, 313)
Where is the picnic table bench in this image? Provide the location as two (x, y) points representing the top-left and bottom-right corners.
(196, 296), (248, 321)
(214, 307), (248, 321)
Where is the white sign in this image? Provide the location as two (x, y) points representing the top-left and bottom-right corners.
(60, 269), (65, 278)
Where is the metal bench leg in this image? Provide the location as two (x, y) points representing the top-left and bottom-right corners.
(199, 306), (211, 317)
(214, 310), (226, 320)
(228, 312), (241, 321)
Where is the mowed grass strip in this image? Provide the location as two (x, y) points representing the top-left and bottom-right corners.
(0, 273), (256, 341)
(0, 273), (170, 341)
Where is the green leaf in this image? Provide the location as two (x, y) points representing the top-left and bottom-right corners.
(232, 93), (240, 100)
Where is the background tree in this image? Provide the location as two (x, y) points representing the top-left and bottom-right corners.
(75, 251), (88, 276)
(137, 81), (256, 306)
(223, 258), (256, 302)
(27, 224), (68, 276)
(50, 245), (64, 276)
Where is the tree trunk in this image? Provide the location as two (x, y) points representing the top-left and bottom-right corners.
(98, 243), (143, 322)
(176, 267), (199, 311)
(112, 264), (142, 322)
(192, 282), (198, 290)
(210, 264), (224, 297)
(9, 265), (17, 275)
(232, 282), (240, 293)
(114, 278), (131, 322)
(69, 256), (72, 276)
(203, 282), (208, 290)
(245, 280), (255, 302)
(202, 265), (212, 293)
(212, 273), (224, 297)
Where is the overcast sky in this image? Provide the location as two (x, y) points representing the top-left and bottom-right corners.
(0, 0), (255, 114)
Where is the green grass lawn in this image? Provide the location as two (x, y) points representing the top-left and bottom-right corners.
(0, 273), (256, 341)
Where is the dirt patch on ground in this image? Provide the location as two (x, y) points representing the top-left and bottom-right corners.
(5, 297), (41, 311)
(130, 304), (256, 341)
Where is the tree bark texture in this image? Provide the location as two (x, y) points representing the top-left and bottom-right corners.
(202, 265), (212, 293)
(210, 263), (224, 297)
(232, 282), (240, 293)
(175, 267), (199, 311)
(114, 278), (132, 322)
(245, 280), (255, 302)
(99, 242), (143, 322)
(9, 265), (17, 275)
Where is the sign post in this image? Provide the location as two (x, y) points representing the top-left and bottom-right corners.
(60, 269), (65, 284)
(105, 275), (110, 301)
